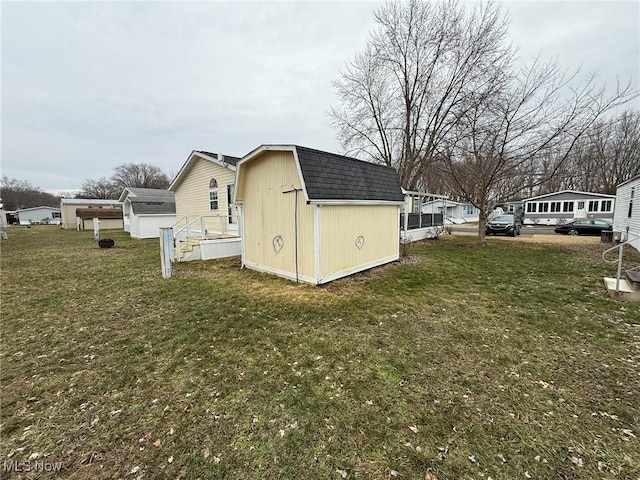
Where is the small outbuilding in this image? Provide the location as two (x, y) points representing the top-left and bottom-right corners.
(234, 145), (405, 284)
(60, 198), (122, 229)
(119, 188), (176, 239)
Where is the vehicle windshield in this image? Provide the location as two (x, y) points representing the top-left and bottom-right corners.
(492, 215), (514, 222)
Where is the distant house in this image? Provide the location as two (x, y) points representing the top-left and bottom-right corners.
(169, 150), (241, 236)
(500, 198), (524, 219)
(421, 199), (479, 223)
(522, 190), (615, 225)
(15, 206), (61, 225)
(234, 145), (405, 284)
(60, 198), (122, 230)
(119, 188), (176, 239)
(613, 175), (640, 251)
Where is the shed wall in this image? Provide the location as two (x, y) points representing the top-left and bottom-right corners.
(319, 205), (399, 281)
(134, 215), (177, 239)
(242, 151), (315, 281)
(174, 157), (237, 223)
(613, 178), (640, 251)
(81, 218), (123, 230)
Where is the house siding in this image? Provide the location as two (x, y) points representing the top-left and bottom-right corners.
(319, 205), (399, 280)
(241, 151), (315, 281)
(60, 201), (121, 229)
(523, 192), (615, 225)
(613, 177), (640, 251)
(17, 207), (61, 224)
(173, 156), (237, 231)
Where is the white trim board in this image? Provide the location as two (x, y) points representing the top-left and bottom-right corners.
(242, 261), (316, 285)
(318, 255), (399, 284)
(170, 150), (237, 191)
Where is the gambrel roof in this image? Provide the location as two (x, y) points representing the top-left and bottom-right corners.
(236, 145), (404, 204)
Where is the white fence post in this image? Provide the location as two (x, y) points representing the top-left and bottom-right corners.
(160, 227), (174, 278)
(93, 218), (100, 240)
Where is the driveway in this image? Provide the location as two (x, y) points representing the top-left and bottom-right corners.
(449, 224), (601, 244)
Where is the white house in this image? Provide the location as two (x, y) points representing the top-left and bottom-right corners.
(169, 150), (242, 261)
(421, 199), (479, 223)
(15, 206), (61, 225)
(613, 174), (640, 252)
(119, 188), (176, 239)
(522, 190), (615, 225)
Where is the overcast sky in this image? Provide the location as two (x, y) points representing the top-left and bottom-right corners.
(2, 1), (639, 192)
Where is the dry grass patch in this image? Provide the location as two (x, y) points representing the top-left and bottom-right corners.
(1, 227), (639, 479)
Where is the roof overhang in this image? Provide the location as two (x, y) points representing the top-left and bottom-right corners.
(118, 188), (131, 203)
(308, 199), (405, 206)
(169, 150), (236, 192)
(617, 174), (640, 188)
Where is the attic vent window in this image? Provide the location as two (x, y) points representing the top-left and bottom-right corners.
(209, 178), (219, 210)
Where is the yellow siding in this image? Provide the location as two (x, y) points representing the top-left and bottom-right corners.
(320, 205), (399, 279)
(61, 204), (77, 229)
(173, 157), (237, 224)
(242, 151), (315, 280)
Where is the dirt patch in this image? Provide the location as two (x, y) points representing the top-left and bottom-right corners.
(522, 234), (600, 245)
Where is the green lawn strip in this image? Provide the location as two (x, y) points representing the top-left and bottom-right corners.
(1, 227), (638, 479)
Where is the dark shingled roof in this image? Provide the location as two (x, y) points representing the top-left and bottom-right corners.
(294, 146), (404, 202)
(130, 200), (176, 215)
(76, 208), (123, 220)
(126, 188), (175, 200)
(196, 151), (241, 167)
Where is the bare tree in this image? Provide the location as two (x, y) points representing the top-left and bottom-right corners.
(111, 163), (170, 190)
(79, 163), (171, 199)
(78, 177), (120, 200)
(436, 59), (637, 244)
(330, 0), (512, 189)
(0, 177), (60, 210)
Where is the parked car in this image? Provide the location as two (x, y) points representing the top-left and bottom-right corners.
(486, 214), (521, 237)
(554, 219), (612, 236)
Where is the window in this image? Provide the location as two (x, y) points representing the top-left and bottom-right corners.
(539, 202), (549, 213)
(600, 200), (612, 212)
(550, 201), (561, 213)
(588, 200), (599, 212)
(52, 212), (61, 218)
(563, 201), (574, 212)
(629, 187), (635, 218)
(526, 203), (537, 213)
(412, 200), (420, 214)
(577, 201), (585, 209)
(209, 178), (219, 210)
(463, 205), (475, 215)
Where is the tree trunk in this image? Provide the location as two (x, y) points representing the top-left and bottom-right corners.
(477, 206), (487, 246)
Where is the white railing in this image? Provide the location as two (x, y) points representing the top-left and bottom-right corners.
(602, 232), (639, 293)
(173, 214), (240, 240)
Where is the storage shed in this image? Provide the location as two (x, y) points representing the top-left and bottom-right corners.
(234, 145), (405, 284)
(119, 187), (176, 239)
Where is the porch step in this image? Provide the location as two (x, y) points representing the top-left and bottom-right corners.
(626, 270), (640, 285)
(603, 277), (640, 302)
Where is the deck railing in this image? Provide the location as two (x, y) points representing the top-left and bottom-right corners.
(172, 214), (240, 240)
(602, 232), (639, 293)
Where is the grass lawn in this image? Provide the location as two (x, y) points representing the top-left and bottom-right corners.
(1, 226), (639, 479)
